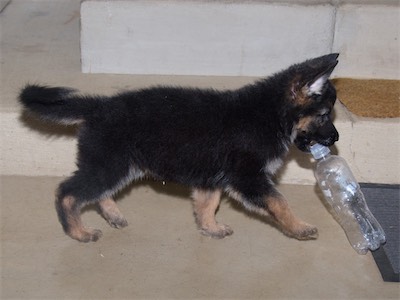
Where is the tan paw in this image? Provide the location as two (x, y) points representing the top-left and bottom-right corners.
(106, 216), (128, 229)
(200, 223), (234, 239)
(292, 223), (319, 240)
(68, 228), (103, 242)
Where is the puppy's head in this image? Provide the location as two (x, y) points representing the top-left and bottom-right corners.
(287, 54), (340, 152)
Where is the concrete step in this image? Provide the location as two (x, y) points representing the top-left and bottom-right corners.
(4, 98), (399, 184)
(81, 0), (399, 79)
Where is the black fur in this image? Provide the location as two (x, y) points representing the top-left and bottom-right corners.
(19, 54), (340, 241)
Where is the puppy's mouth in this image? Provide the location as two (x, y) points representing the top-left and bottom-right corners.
(295, 134), (339, 152)
(295, 121), (339, 152)
(295, 136), (312, 152)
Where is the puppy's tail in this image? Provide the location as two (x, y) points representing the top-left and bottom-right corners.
(19, 84), (102, 125)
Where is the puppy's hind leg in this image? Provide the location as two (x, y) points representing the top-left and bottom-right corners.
(98, 198), (128, 229)
(192, 189), (233, 239)
(55, 192), (103, 243)
(55, 167), (136, 242)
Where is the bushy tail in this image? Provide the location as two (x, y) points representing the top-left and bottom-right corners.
(19, 84), (101, 124)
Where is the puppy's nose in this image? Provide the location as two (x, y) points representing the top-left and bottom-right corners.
(333, 129), (339, 142)
(333, 132), (339, 142)
(326, 125), (339, 144)
(326, 133), (339, 146)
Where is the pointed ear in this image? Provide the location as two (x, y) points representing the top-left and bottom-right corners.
(307, 69), (333, 95)
(305, 58), (338, 96)
(290, 54), (339, 104)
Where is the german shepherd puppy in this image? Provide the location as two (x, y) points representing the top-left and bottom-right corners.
(19, 54), (339, 242)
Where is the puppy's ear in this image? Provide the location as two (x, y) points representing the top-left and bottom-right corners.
(290, 54), (339, 102)
(305, 54), (339, 96)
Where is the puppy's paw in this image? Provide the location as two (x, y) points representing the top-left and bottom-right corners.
(99, 198), (128, 229)
(293, 223), (319, 240)
(107, 216), (128, 229)
(68, 228), (103, 243)
(200, 223), (234, 239)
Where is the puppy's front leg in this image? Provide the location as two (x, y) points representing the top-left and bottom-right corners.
(227, 183), (318, 240)
(265, 189), (318, 240)
(192, 189), (233, 239)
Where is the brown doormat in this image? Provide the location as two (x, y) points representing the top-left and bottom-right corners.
(332, 78), (400, 118)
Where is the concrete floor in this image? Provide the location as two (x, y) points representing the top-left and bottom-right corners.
(2, 176), (399, 299)
(1, 1), (399, 299)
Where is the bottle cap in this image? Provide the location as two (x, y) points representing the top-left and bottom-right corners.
(310, 143), (331, 159)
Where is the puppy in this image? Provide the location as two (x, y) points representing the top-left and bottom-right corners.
(19, 54), (339, 242)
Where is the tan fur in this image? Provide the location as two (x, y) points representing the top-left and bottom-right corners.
(266, 194), (318, 240)
(192, 189), (233, 239)
(98, 198), (128, 229)
(60, 196), (102, 242)
(289, 77), (311, 106)
(296, 116), (314, 132)
(226, 186), (317, 240)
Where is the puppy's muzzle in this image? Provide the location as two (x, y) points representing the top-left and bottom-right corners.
(315, 121), (339, 146)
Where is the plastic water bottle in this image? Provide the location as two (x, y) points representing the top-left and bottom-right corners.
(310, 143), (386, 254)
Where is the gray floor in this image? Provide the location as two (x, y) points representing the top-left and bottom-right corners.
(1, 1), (399, 299)
(2, 176), (399, 299)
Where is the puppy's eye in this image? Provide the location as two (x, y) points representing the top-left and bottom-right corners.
(317, 112), (330, 123)
(318, 111), (330, 118)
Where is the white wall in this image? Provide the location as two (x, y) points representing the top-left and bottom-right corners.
(81, 0), (399, 79)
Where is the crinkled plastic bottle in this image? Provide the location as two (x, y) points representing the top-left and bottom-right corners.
(310, 143), (386, 254)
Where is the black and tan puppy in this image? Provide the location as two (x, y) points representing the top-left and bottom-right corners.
(19, 54), (339, 242)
